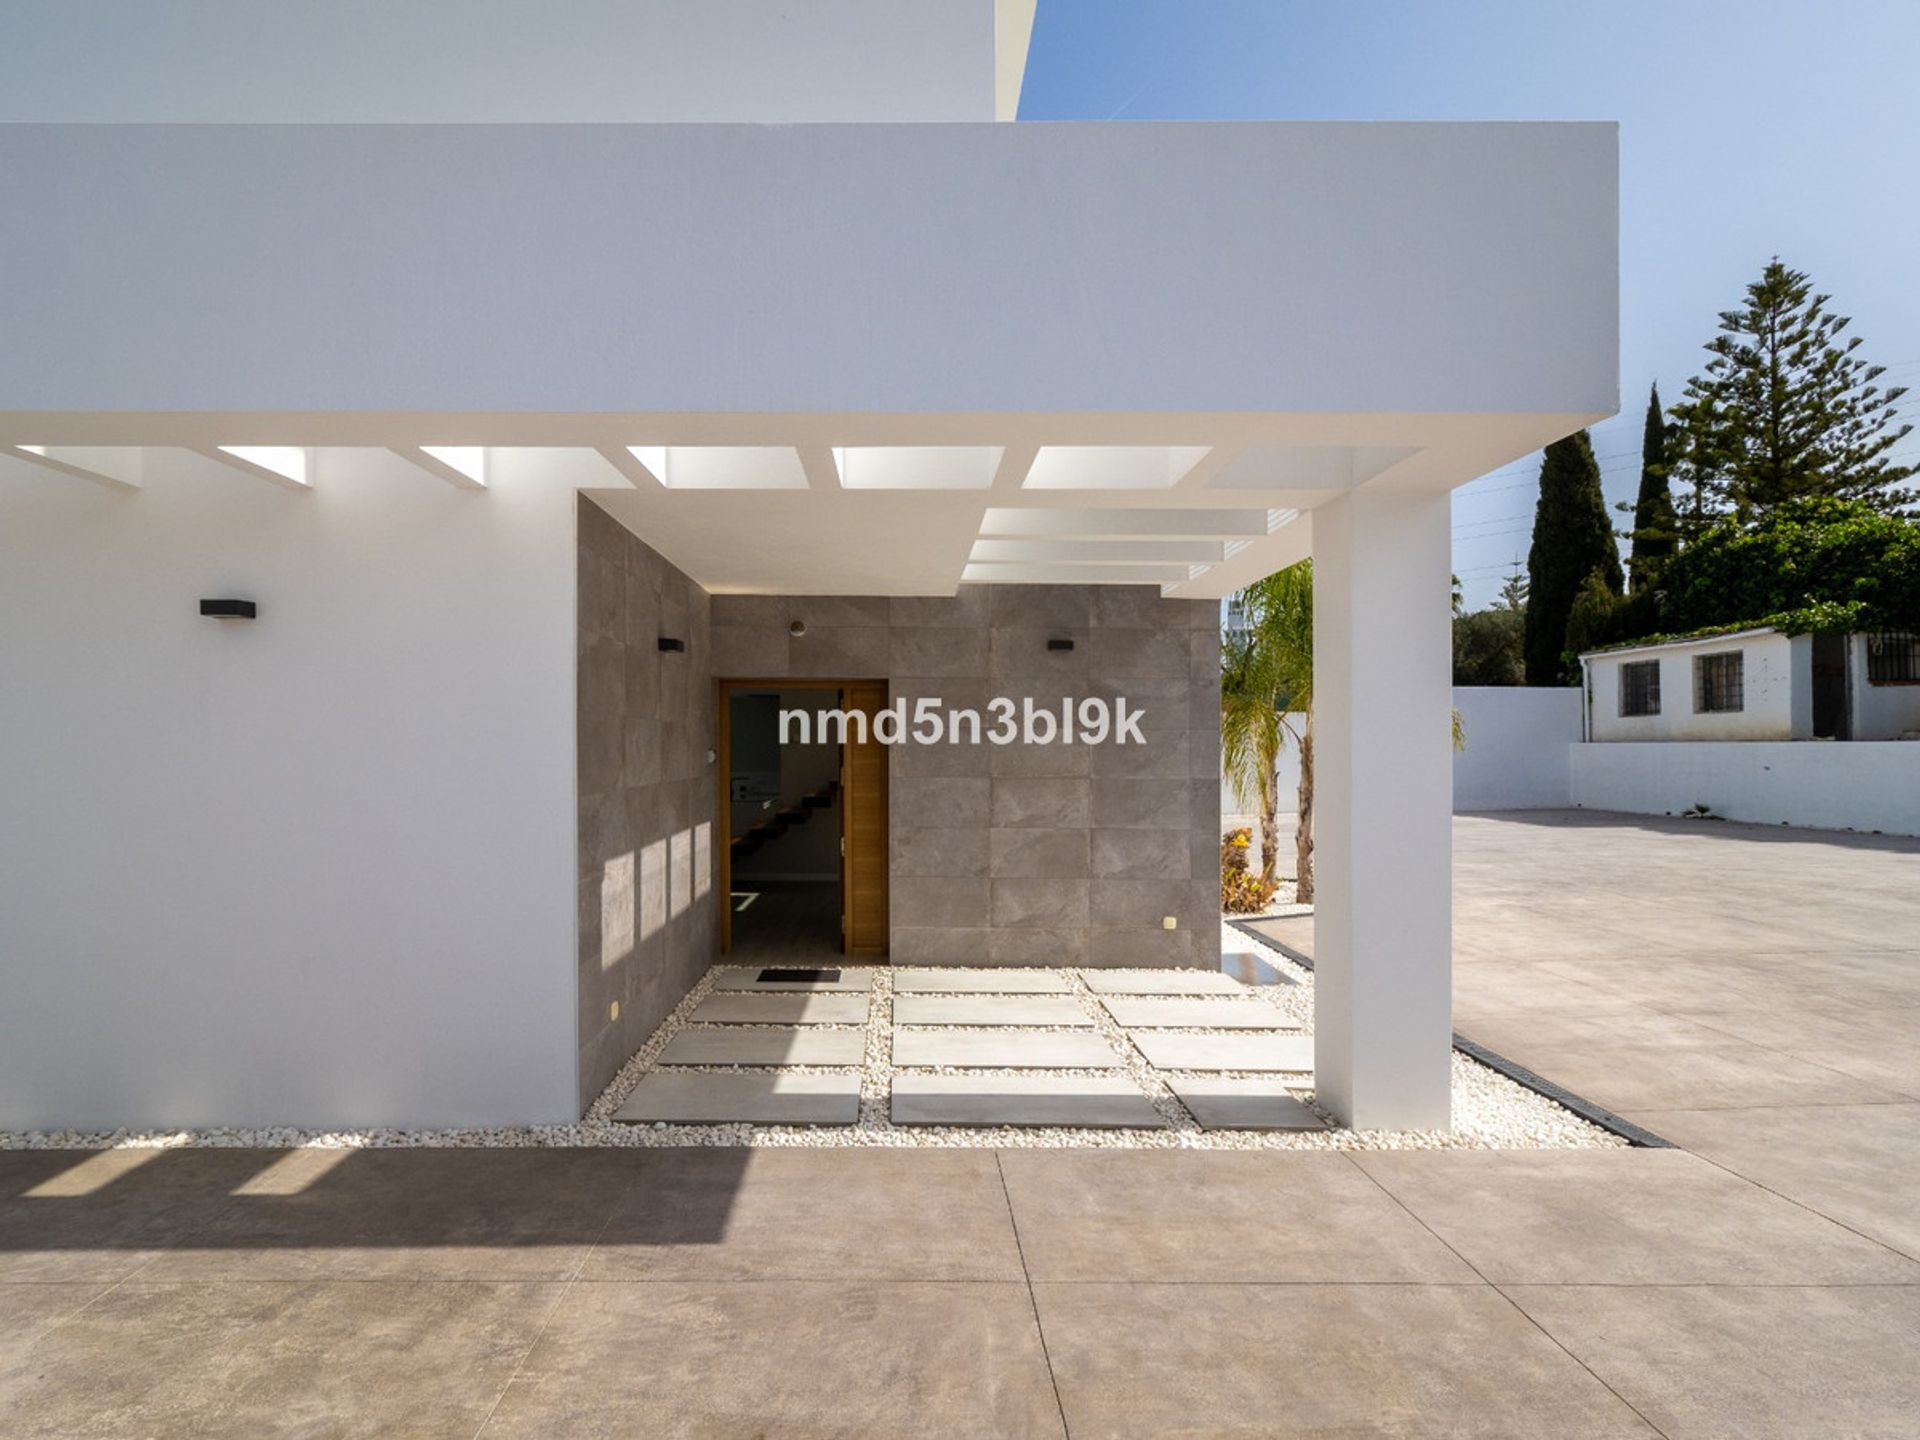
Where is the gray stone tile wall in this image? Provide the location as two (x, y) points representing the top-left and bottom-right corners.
(709, 584), (1221, 969)
(577, 497), (716, 1110)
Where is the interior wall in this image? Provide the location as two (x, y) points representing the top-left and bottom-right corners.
(730, 689), (843, 882)
(576, 497), (717, 1110)
(710, 585), (1221, 968)
(0, 448), (579, 1130)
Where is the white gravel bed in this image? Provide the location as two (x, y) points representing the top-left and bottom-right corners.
(2, 924), (1624, 1152)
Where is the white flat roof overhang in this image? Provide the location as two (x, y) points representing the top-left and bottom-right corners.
(0, 121), (1618, 597)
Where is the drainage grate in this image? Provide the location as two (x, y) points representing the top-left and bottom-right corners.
(756, 967), (842, 984)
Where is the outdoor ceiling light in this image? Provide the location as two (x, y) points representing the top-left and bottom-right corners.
(789, 620), (807, 637)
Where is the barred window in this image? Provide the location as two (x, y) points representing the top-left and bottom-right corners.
(1618, 660), (1661, 717)
(1693, 651), (1744, 714)
(1865, 632), (1920, 685)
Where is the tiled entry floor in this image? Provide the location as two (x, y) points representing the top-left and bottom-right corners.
(610, 961), (1326, 1137)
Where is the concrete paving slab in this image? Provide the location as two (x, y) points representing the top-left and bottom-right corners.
(1100, 996), (1296, 1030)
(485, 1279), (1065, 1439)
(1506, 1282), (1920, 1440)
(581, 1150), (1027, 1282)
(1353, 1149), (1920, 1285)
(656, 1027), (865, 1067)
(612, 1072), (861, 1125)
(1132, 1031), (1314, 1073)
(892, 994), (1092, 1027)
(1081, 969), (1249, 995)
(998, 1151), (1476, 1284)
(710, 966), (873, 992)
(891, 1074), (1166, 1129)
(891, 1029), (1122, 1069)
(1034, 1281), (1655, 1439)
(689, 992), (869, 1025)
(1168, 1078), (1324, 1130)
(1614, 1101), (1920, 1263)
(891, 968), (1073, 994)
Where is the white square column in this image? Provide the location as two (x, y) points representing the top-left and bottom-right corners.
(1311, 485), (1453, 1131)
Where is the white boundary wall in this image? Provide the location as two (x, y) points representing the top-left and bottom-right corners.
(1222, 688), (1581, 828)
(0, 449), (581, 1130)
(1453, 687), (1580, 809)
(1570, 741), (1920, 836)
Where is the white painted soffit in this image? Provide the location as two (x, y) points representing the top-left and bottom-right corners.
(0, 413), (1605, 599)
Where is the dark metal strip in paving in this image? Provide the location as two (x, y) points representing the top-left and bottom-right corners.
(1224, 917), (1674, 1149)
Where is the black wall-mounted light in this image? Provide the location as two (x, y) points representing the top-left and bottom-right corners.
(200, 599), (257, 619)
(658, 636), (686, 653)
(1047, 637), (1075, 652)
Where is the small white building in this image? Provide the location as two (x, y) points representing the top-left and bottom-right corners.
(1581, 628), (1920, 743)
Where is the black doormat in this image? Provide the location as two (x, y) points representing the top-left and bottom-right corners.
(757, 967), (842, 984)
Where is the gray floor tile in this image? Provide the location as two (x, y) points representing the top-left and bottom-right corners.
(1100, 996), (1297, 1029)
(581, 1149), (1025, 1282)
(1168, 1077), (1325, 1130)
(655, 1026), (865, 1067)
(998, 1151), (1475, 1284)
(1507, 1283), (1920, 1440)
(891, 1074), (1165, 1128)
(129, 1148), (640, 1282)
(482, 1281), (1065, 1439)
(1081, 968), (1249, 995)
(1621, 1101), (1920, 1262)
(688, 991), (869, 1025)
(1035, 1282), (1657, 1439)
(709, 965), (872, 992)
(892, 994), (1092, 1027)
(1354, 1149), (1920, 1284)
(890, 1028), (1122, 1069)
(0, 1149), (303, 1284)
(611, 1072), (861, 1125)
(1131, 1031), (1314, 1072)
(0, 1279), (562, 1440)
(891, 967), (1073, 993)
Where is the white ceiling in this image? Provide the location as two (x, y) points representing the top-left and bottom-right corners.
(2, 404), (1600, 599)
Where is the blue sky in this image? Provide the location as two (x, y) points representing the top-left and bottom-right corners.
(1021, 0), (1920, 608)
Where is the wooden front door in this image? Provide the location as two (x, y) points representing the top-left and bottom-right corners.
(838, 681), (890, 957)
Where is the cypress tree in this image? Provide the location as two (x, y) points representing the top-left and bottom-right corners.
(1524, 430), (1621, 684)
(1669, 259), (1916, 519)
(1627, 383), (1677, 592)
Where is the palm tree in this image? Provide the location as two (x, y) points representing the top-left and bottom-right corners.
(1222, 559), (1461, 910)
(1221, 562), (1315, 904)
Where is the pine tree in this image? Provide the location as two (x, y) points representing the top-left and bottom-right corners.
(1524, 430), (1621, 684)
(1626, 383), (1678, 591)
(1669, 259), (1915, 520)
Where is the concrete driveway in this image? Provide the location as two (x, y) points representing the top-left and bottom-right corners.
(2, 810), (1916, 1437)
(1450, 809), (1920, 1259)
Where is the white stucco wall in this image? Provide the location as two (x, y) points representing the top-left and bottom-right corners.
(0, 449), (580, 1130)
(1570, 741), (1920, 837)
(1453, 686), (1581, 808)
(0, 0), (999, 124)
(1585, 631), (1805, 742)
(1852, 634), (1920, 740)
(0, 122), (1617, 427)
(1221, 688), (1581, 826)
